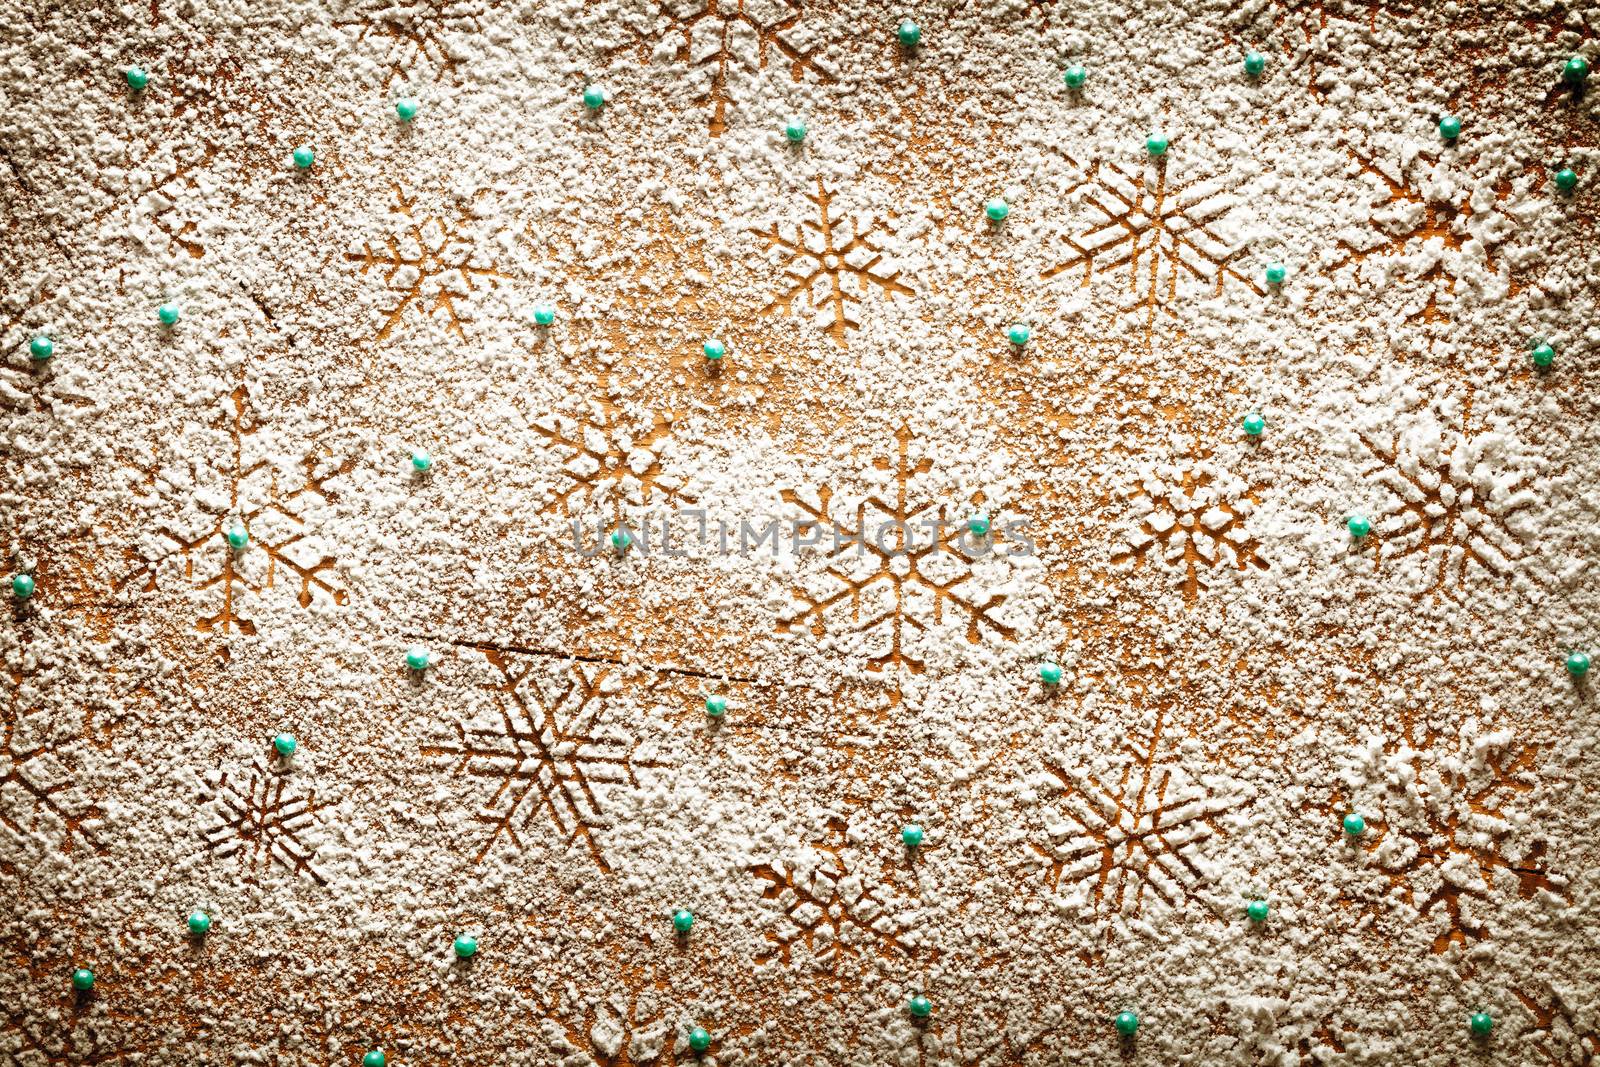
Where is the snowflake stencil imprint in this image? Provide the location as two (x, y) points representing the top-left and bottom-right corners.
(1353, 424), (1535, 597)
(335, 0), (492, 86)
(749, 817), (931, 974)
(423, 649), (670, 870)
(1042, 158), (1261, 340)
(1030, 708), (1251, 921)
(0, 669), (105, 854)
(1109, 449), (1269, 607)
(755, 179), (913, 346)
(601, 0), (837, 136)
(777, 426), (1018, 678)
(89, 138), (220, 259)
(198, 758), (328, 884)
(122, 386), (353, 634)
(346, 182), (510, 343)
(528, 396), (694, 520)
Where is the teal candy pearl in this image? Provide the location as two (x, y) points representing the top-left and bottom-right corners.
(534, 304), (556, 326)
(689, 1027), (711, 1052)
(364, 1051), (387, 1067)
(158, 303), (180, 326)
(704, 696), (726, 717)
(901, 824), (924, 848)
(396, 97), (420, 121)
(411, 450), (433, 472)
(406, 646), (432, 671)
(1114, 1011), (1139, 1036)
(226, 524), (249, 551)
(908, 995), (932, 1018)
(125, 66), (149, 90)
(1347, 515), (1371, 538)
(1242, 412), (1265, 437)
(985, 199), (1010, 222)
(785, 119), (807, 143)
(611, 529), (632, 551)
(1265, 262), (1286, 285)
(1146, 134), (1169, 157)
(1564, 55), (1589, 85)
(1567, 651), (1590, 678)
(1244, 52), (1266, 76)
(583, 85), (606, 111)
(1439, 115), (1461, 140)
(1343, 813), (1366, 836)
(1063, 65), (1087, 89)
(1039, 663), (1062, 686)
(703, 338), (726, 360)
(1533, 342), (1555, 368)
(1469, 1012), (1494, 1037)
(273, 733), (297, 757)
(72, 968), (95, 992)
(1246, 899), (1268, 922)
(453, 935), (478, 959)
(897, 20), (922, 47)
(967, 513), (990, 537)
(1555, 168), (1578, 192)
(30, 336), (53, 361)
(188, 910), (212, 935)
(1007, 323), (1031, 346)
(12, 574), (34, 600)
(673, 908), (694, 934)
(292, 146), (315, 169)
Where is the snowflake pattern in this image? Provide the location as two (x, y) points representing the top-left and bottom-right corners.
(89, 138), (220, 259)
(540, 957), (678, 1067)
(346, 183), (511, 343)
(755, 179), (912, 346)
(336, 0), (493, 86)
(749, 817), (931, 974)
(777, 427), (1017, 679)
(1109, 450), (1269, 607)
(0, 669), (105, 854)
(528, 397), (693, 520)
(198, 757), (328, 884)
(600, 0), (837, 135)
(423, 649), (670, 870)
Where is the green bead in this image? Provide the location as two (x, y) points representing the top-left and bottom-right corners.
(1244, 52), (1266, 76)
(1556, 167), (1578, 192)
(406, 646), (431, 671)
(901, 824), (924, 848)
(363, 1051), (387, 1067)
(672, 908), (694, 934)
(1039, 663), (1062, 686)
(611, 529), (632, 551)
(1146, 134), (1169, 157)
(273, 733), (297, 757)
(1439, 115), (1461, 140)
(704, 696), (726, 717)
(689, 1027), (711, 1052)
(453, 934), (477, 959)
(1343, 812), (1366, 836)
(533, 304), (556, 326)
(1533, 342), (1555, 367)
(292, 146), (315, 170)
(226, 524), (249, 551)
(187, 910), (211, 935)
(702, 338), (726, 360)
(1063, 65), (1087, 89)
(125, 66), (148, 90)
(1265, 262), (1286, 285)
(1469, 1012), (1494, 1036)
(411, 450), (433, 472)
(784, 119), (807, 143)
(396, 97), (420, 121)
(1007, 323), (1032, 346)
(158, 303), (180, 326)
(71, 968), (94, 992)
(582, 85), (606, 111)
(1567, 651), (1590, 678)
(11, 574), (34, 600)
(967, 513), (990, 537)
(1346, 515), (1371, 538)
(1564, 55), (1589, 85)
(897, 20), (922, 47)
(985, 199), (1010, 222)
(1114, 1011), (1139, 1036)
(30, 335), (53, 361)
(908, 994), (932, 1018)
(1242, 412), (1265, 437)
(1246, 899), (1268, 922)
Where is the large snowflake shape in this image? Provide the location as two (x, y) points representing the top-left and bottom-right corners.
(754, 179), (912, 346)
(198, 757), (328, 884)
(776, 427), (1019, 679)
(528, 398), (693, 521)
(424, 650), (670, 870)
